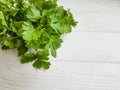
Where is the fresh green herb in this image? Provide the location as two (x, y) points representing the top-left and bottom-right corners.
(0, 0), (77, 69)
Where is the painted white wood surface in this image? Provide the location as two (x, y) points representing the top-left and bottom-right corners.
(1, 0), (120, 90)
(58, 0), (120, 32)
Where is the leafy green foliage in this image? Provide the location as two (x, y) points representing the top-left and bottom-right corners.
(0, 0), (77, 69)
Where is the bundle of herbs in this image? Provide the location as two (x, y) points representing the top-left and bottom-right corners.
(0, 0), (77, 69)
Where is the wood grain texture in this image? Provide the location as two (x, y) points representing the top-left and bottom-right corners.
(54, 32), (120, 63)
(58, 0), (120, 32)
(1, 57), (120, 90)
(1, 0), (120, 90)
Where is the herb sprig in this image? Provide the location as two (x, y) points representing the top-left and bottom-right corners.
(0, 0), (77, 69)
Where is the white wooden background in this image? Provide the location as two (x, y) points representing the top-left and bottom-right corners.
(0, 0), (120, 90)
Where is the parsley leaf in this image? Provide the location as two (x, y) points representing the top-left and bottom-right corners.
(33, 59), (51, 69)
(22, 21), (41, 41)
(26, 4), (41, 22)
(45, 36), (62, 57)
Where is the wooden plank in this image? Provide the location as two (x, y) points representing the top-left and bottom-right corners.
(0, 58), (120, 90)
(78, 13), (120, 32)
(58, 0), (120, 13)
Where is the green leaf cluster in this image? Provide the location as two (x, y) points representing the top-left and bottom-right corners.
(0, 0), (77, 69)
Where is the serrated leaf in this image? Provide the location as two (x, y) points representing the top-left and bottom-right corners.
(37, 50), (49, 60)
(45, 36), (62, 57)
(22, 22), (43, 41)
(21, 53), (37, 63)
(26, 4), (41, 22)
(50, 7), (77, 34)
(33, 60), (51, 69)
(4, 40), (15, 48)
(35, 0), (44, 10)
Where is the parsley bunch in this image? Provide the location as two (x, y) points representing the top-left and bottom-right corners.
(0, 0), (77, 69)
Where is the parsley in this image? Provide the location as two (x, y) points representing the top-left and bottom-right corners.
(0, 0), (77, 69)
